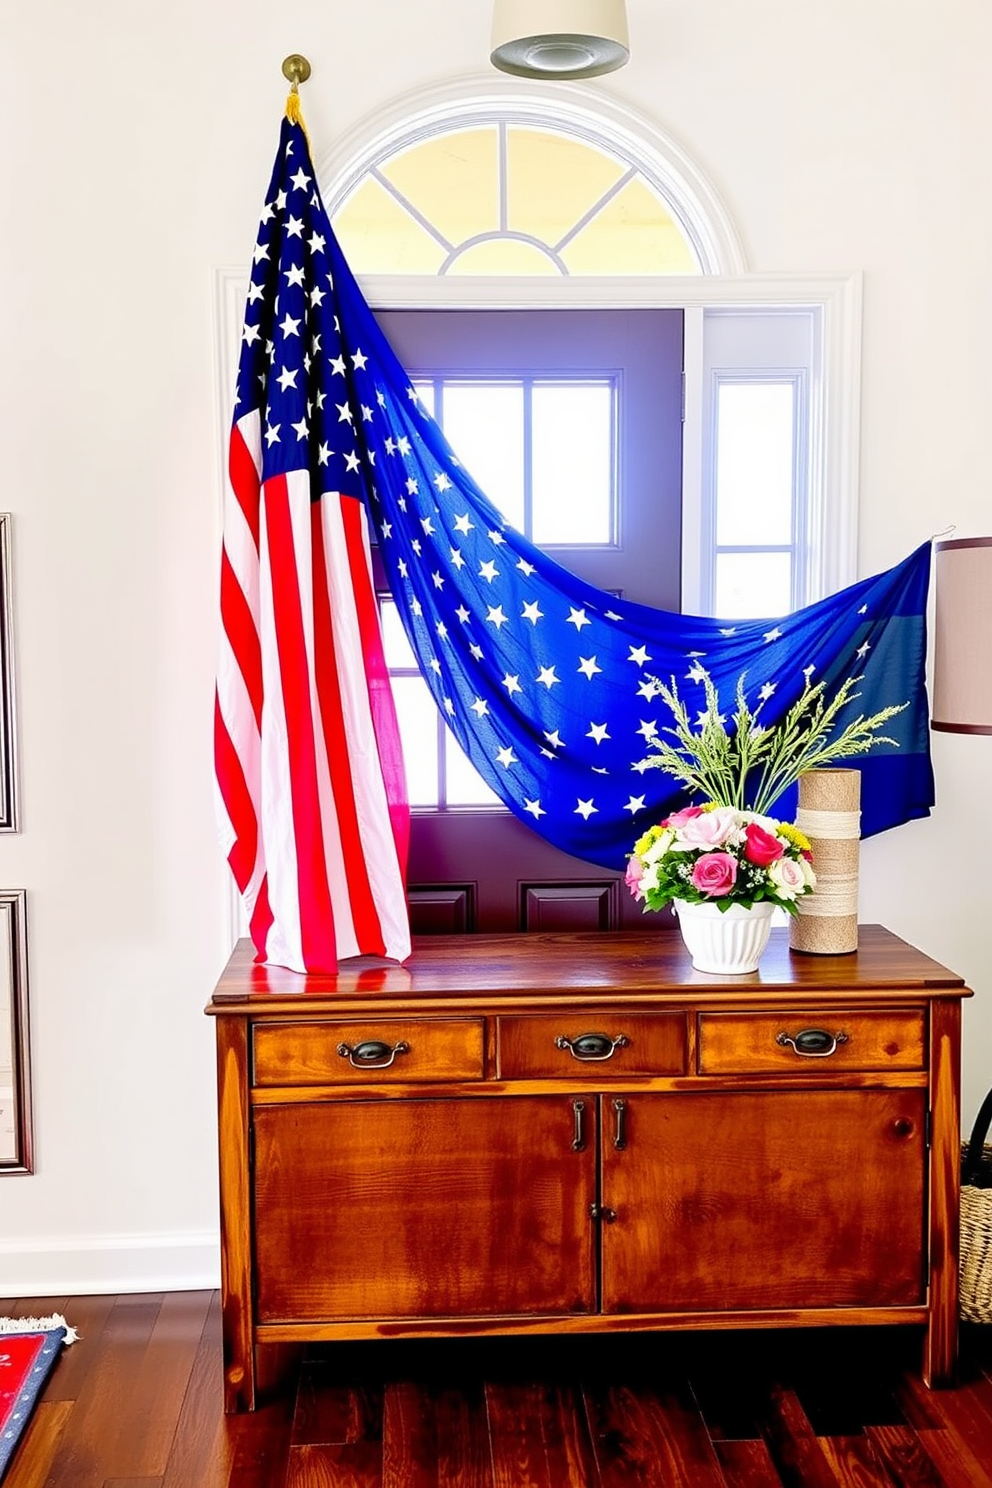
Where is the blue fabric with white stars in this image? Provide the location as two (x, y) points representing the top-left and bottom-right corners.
(235, 116), (934, 869)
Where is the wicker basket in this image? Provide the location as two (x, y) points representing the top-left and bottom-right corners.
(960, 1089), (992, 1324)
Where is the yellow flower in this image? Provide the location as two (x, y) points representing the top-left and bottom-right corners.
(777, 821), (812, 854)
(633, 825), (662, 857)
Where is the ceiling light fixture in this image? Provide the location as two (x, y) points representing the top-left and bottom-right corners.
(490, 0), (630, 80)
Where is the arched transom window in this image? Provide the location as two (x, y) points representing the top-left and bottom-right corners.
(330, 122), (701, 277)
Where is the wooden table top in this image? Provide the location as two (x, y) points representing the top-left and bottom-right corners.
(206, 924), (970, 1015)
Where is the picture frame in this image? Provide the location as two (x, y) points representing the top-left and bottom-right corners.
(0, 890), (32, 1173)
(0, 514), (18, 831)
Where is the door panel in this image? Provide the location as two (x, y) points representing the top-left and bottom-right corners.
(405, 812), (672, 935)
(254, 1095), (598, 1323)
(601, 1089), (927, 1313)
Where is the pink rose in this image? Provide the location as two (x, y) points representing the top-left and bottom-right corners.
(678, 807), (741, 849)
(625, 856), (644, 899)
(743, 822), (785, 867)
(667, 805), (705, 829)
(690, 852), (738, 897)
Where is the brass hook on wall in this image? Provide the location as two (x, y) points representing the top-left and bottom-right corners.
(281, 54), (312, 93)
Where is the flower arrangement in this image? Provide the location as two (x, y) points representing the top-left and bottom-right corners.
(637, 669), (907, 816)
(626, 803), (815, 915)
(626, 667), (907, 916)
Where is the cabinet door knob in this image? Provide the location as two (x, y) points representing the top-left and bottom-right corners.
(555, 1032), (629, 1061)
(590, 1204), (617, 1224)
(776, 1028), (849, 1058)
(336, 1039), (410, 1069)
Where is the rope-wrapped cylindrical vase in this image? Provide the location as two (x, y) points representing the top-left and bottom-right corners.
(789, 768), (860, 954)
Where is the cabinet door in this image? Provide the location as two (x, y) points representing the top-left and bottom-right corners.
(254, 1095), (597, 1323)
(601, 1089), (927, 1313)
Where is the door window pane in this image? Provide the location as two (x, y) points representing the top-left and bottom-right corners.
(532, 383), (614, 544)
(446, 741), (501, 807)
(391, 677), (439, 806)
(412, 380), (435, 416)
(381, 598), (501, 808)
(716, 382), (795, 546)
(418, 377), (616, 548)
(441, 384), (525, 529)
(714, 552), (792, 619)
(381, 599), (417, 670)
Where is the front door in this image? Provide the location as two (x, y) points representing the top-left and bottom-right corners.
(374, 308), (685, 934)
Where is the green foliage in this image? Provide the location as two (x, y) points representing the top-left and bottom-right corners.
(639, 671), (907, 817)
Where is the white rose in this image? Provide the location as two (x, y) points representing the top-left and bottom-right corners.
(767, 856), (807, 900)
(800, 857), (816, 889)
(747, 811), (783, 836)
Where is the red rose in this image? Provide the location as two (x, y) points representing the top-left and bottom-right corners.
(743, 822), (785, 867)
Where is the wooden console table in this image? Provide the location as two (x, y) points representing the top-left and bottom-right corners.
(206, 924), (969, 1412)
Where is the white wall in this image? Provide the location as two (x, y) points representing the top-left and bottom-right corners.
(0, 0), (989, 1292)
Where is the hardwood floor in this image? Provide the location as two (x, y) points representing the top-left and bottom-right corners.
(3, 1293), (992, 1487)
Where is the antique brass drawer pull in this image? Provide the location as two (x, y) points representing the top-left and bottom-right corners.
(775, 1028), (850, 1058)
(336, 1038), (410, 1069)
(555, 1032), (629, 1062)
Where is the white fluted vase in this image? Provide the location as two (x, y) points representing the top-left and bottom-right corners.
(673, 900), (776, 975)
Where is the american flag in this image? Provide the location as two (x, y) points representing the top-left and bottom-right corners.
(215, 115), (411, 972)
(216, 113), (934, 967)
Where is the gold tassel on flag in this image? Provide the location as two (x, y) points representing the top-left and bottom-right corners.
(282, 54), (311, 138)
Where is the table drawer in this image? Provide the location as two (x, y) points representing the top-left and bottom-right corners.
(697, 1009), (926, 1075)
(498, 1012), (686, 1079)
(252, 1018), (485, 1086)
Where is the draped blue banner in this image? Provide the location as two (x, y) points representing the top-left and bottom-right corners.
(254, 118), (935, 872)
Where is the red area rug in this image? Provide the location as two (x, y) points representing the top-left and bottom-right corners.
(0, 1316), (74, 1481)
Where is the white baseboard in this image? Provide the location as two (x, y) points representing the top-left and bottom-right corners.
(0, 1229), (221, 1296)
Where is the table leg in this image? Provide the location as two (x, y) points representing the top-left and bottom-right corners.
(923, 999), (961, 1389)
(216, 1017), (257, 1412)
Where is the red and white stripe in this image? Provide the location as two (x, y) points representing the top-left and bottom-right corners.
(215, 410), (411, 972)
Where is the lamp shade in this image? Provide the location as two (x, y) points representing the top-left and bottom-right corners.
(490, 0), (630, 79)
(931, 536), (992, 734)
